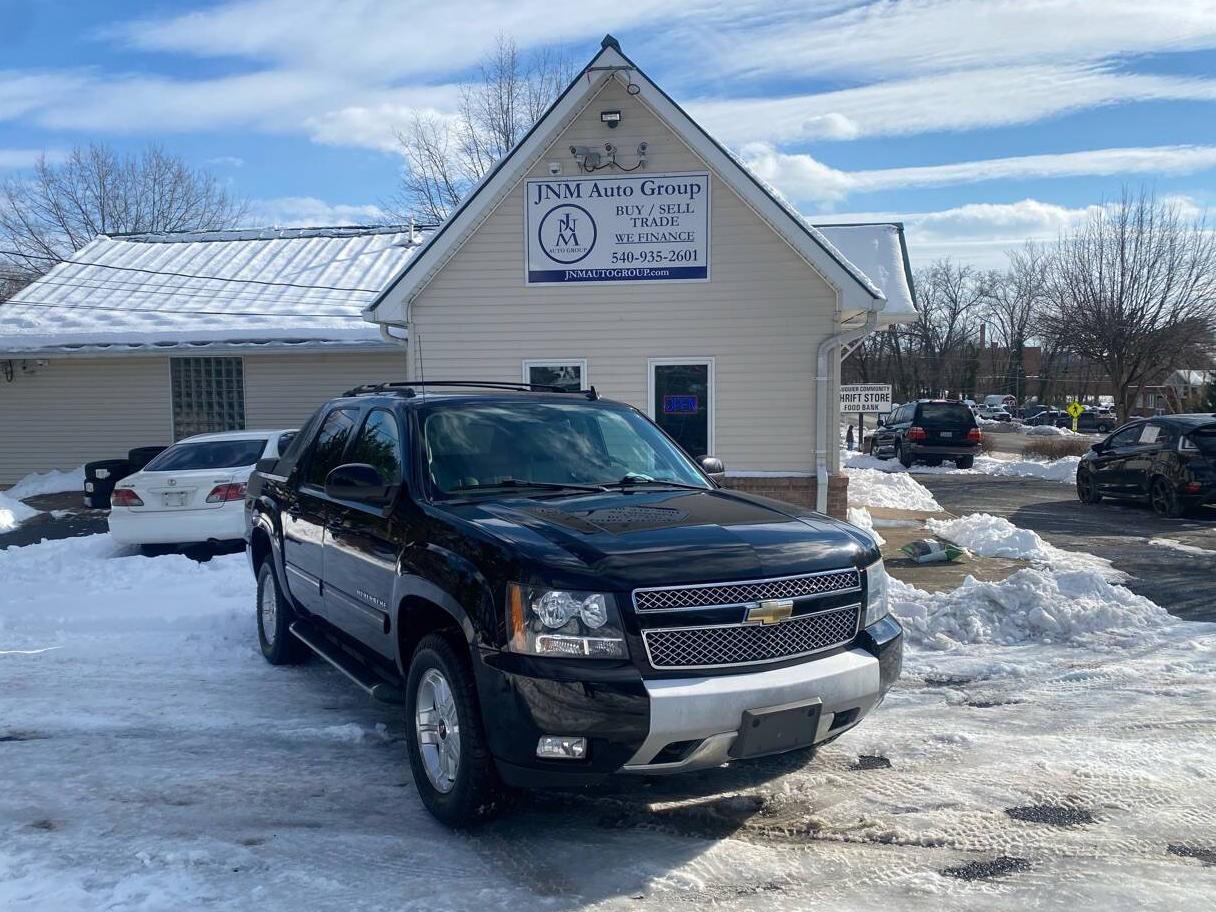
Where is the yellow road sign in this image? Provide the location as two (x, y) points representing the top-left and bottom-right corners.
(1066, 402), (1085, 419)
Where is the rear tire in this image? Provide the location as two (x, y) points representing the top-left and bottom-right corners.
(955, 455), (974, 469)
(1076, 469), (1102, 504)
(257, 561), (305, 665)
(898, 442), (915, 468)
(406, 633), (507, 827)
(1150, 476), (1184, 518)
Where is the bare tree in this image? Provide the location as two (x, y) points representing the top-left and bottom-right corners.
(0, 143), (246, 279)
(981, 242), (1050, 401)
(1039, 188), (1216, 418)
(387, 35), (574, 222)
(909, 260), (985, 397)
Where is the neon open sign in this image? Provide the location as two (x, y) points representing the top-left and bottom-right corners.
(662, 394), (699, 415)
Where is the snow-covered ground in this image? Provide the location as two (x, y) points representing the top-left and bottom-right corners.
(926, 513), (1120, 579)
(5, 465), (85, 500)
(3, 534), (1215, 911)
(0, 491), (39, 533)
(845, 450), (1081, 484)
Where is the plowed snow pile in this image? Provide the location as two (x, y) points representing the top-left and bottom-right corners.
(2, 533), (1215, 912)
(845, 450), (1080, 484)
(844, 466), (942, 511)
(926, 513), (1119, 578)
(0, 492), (39, 533)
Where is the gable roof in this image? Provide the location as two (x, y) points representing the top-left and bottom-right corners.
(0, 225), (423, 355)
(364, 35), (891, 326)
(813, 223), (917, 325)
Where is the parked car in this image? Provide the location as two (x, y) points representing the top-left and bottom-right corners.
(869, 399), (982, 468)
(1026, 408), (1066, 427)
(109, 429), (295, 549)
(1056, 411), (1117, 435)
(246, 382), (902, 826)
(977, 406), (1012, 422)
(1076, 414), (1216, 517)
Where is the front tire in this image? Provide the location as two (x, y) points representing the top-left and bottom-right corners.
(406, 633), (506, 827)
(257, 561), (305, 665)
(1077, 469), (1102, 504)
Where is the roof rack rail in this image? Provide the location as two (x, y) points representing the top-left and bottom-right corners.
(340, 380), (600, 400)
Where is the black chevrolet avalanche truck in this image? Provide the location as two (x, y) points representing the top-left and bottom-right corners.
(245, 382), (902, 826)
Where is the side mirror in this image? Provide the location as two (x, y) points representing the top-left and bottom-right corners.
(255, 457), (279, 475)
(325, 463), (394, 505)
(876, 418), (886, 428)
(1090, 442), (1105, 453)
(699, 455), (726, 481)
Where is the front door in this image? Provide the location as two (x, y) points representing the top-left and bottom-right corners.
(1091, 423), (1143, 495)
(284, 406), (358, 615)
(322, 408), (405, 659)
(650, 359), (713, 459)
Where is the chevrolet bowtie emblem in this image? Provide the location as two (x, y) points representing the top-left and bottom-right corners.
(745, 599), (794, 625)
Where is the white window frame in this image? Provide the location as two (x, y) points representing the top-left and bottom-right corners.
(647, 357), (715, 457)
(521, 358), (588, 390)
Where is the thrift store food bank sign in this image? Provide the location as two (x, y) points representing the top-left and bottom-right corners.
(525, 172), (709, 284)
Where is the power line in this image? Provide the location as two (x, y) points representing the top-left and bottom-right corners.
(0, 296), (367, 320)
(6, 272), (375, 307)
(0, 247), (403, 293)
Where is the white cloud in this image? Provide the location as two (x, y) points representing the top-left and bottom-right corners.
(0, 148), (64, 169)
(820, 195), (1206, 268)
(742, 142), (1216, 206)
(205, 156), (245, 168)
(249, 195), (387, 227)
(714, 0), (1216, 81)
(691, 65), (1216, 145)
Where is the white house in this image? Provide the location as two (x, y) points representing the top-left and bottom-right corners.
(362, 36), (916, 515)
(0, 226), (416, 483)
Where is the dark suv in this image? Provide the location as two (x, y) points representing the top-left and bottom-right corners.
(1056, 410), (1117, 435)
(1076, 414), (1216, 517)
(245, 382), (902, 826)
(869, 400), (981, 468)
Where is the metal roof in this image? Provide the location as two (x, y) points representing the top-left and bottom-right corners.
(0, 225), (424, 354)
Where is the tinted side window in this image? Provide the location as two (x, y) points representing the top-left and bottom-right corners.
(304, 408), (358, 487)
(1107, 423), (1144, 447)
(349, 409), (404, 483)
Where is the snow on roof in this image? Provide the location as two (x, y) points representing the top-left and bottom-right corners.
(0, 225), (422, 353)
(813, 223), (917, 323)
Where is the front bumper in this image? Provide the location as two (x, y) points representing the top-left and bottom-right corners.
(478, 615), (903, 788)
(108, 503), (246, 545)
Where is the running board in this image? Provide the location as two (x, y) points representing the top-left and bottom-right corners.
(289, 621), (404, 705)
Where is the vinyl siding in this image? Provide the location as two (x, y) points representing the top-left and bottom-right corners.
(408, 78), (842, 473)
(243, 351), (405, 427)
(0, 356), (171, 484)
(0, 350), (406, 486)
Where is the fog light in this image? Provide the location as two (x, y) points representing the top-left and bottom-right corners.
(537, 735), (587, 760)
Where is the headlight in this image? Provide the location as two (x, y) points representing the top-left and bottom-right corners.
(864, 559), (890, 627)
(507, 584), (628, 659)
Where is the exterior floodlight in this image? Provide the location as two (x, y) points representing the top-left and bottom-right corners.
(601, 110), (621, 128)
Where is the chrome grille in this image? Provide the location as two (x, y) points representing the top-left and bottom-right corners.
(633, 569), (860, 613)
(642, 605), (861, 670)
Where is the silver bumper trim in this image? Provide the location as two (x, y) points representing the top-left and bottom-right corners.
(622, 648), (881, 773)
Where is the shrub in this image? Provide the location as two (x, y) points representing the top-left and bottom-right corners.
(1024, 437), (1093, 460)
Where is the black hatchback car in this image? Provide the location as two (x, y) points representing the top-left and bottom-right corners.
(245, 382), (902, 826)
(1076, 414), (1216, 517)
(869, 399), (982, 468)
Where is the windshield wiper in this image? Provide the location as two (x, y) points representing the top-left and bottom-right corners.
(447, 478), (608, 494)
(601, 475), (710, 491)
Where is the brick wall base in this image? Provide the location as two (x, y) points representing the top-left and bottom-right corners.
(722, 473), (849, 519)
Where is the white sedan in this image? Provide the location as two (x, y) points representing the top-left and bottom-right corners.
(108, 430), (294, 548)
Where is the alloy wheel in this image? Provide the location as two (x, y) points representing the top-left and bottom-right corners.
(260, 577), (277, 646)
(1150, 478), (1176, 517)
(415, 668), (461, 794)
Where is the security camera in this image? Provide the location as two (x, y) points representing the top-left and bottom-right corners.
(637, 142), (648, 155)
(604, 142), (616, 154)
(569, 145), (578, 156)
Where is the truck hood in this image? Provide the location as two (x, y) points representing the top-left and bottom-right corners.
(437, 487), (876, 590)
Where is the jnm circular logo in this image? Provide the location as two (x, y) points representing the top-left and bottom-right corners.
(538, 204), (596, 264)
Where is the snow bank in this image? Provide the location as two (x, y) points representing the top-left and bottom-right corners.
(927, 512), (1119, 578)
(0, 533), (252, 639)
(5, 465), (85, 499)
(844, 466), (942, 511)
(892, 567), (1170, 649)
(846, 506), (885, 546)
(1023, 424), (1073, 437)
(1148, 538), (1215, 557)
(0, 491), (39, 532)
(844, 449), (1079, 484)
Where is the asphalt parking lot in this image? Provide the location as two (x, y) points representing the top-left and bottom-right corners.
(917, 474), (1216, 622)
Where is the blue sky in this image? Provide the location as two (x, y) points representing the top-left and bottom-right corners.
(4, 0), (1216, 267)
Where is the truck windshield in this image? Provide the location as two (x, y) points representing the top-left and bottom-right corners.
(421, 401), (711, 495)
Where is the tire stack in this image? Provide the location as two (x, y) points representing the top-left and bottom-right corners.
(83, 459), (133, 509)
(81, 445), (170, 508)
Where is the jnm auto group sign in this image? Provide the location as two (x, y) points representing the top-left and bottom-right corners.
(525, 171), (710, 284)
